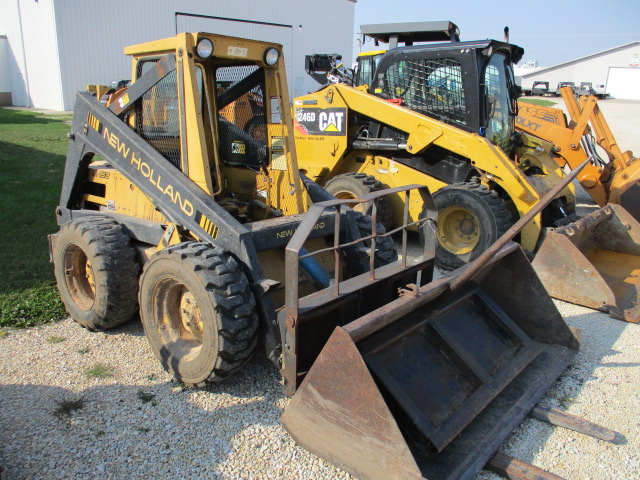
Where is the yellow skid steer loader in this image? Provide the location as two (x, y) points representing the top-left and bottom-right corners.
(299, 22), (640, 323)
(295, 22), (575, 271)
(49, 32), (612, 479)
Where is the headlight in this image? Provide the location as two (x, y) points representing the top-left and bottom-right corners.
(196, 38), (214, 59)
(264, 47), (279, 66)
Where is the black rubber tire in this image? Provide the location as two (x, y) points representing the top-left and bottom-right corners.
(354, 211), (398, 267)
(138, 242), (258, 386)
(244, 115), (267, 145)
(325, 173), (392, 228)
(53, 216), (139, 331)
(428, 182), (512, 271)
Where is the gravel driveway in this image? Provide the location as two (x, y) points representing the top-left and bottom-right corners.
(1, 291), (639, 479)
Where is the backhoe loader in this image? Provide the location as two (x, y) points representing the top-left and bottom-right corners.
(49, 32), (607, 479)
(517, 87), (640, 218)
(516, 87), (640, 322)
(296, 22), (576, 270)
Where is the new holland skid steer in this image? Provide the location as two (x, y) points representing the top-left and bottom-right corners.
(50, 32), (612, 479)
(516, 87), (640, 322)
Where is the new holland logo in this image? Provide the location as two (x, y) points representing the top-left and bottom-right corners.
(294, 107), (347, 136)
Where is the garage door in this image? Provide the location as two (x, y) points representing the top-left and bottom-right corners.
(606, 68), (640, 100)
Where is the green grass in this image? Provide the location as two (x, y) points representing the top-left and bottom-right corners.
(85, 363), (114, 379)
(46, 335), (66, 344)
(0, 108), (69, 327)
(53, 397), (84, 418)
(518, 98), (557, 107)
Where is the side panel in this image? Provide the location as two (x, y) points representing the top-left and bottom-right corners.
(293, 85), (573, 251)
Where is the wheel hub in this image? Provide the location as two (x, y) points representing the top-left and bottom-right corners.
(63, 245), (96, 310)
(458, 218), (476, 236)
(179, 289), (203, 341)
(438, 206), (480, 254)
(334, 191), (369, 215)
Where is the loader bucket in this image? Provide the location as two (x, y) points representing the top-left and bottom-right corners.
(282, 243), (579, 480)
(533, 204), (640, 322)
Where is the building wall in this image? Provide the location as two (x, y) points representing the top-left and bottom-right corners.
(520, 43), (640, 97)
(607, 68), (640, 100)
(0, 0), (65, 110)
(0, 36), (12, 106)
(46, 0), (354, 110)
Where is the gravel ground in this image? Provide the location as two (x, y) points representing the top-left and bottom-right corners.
(1, 284), (639, 479)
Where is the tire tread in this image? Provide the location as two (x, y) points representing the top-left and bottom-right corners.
(54, 216), (139, 331)
(142, 242), (258, 385)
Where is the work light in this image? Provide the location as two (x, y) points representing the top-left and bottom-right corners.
(264, 47), (279, 66)
(196, 38), (214, 59)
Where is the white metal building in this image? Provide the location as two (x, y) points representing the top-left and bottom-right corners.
(0, 0), (356, 111)
(519, 42), (640, 99)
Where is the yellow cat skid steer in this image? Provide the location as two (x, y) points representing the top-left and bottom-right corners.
(49, 32), (612, 479)
(296, 22), (575, 272)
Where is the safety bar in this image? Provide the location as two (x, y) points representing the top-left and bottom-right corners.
(284, 184), (436, 319)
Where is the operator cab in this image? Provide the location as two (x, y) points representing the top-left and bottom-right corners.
(366, 42), (522, 153)
(126, 33), (299, 222)
(354, 50), (386, 88)
(348, 22), (523, 153)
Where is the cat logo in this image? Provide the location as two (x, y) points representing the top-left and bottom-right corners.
(232, 141), (246, 154)
(319, 111), (344, 132)
(294, 107), (347, 136)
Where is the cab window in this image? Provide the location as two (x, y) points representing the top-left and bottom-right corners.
(215, 65), (267, 168)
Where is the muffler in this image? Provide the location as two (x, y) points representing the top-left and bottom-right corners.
(533, 203), (640, 322)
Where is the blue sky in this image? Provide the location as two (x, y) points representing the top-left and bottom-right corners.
(353, 0), (640, 67)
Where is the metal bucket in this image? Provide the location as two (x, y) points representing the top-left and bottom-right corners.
(533, 204), (640, 322)
(281, 243), (579, 480)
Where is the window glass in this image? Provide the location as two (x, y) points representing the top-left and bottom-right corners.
(215, 65), (267, 168)
(483, 53), (516, 152)
(379, 57), (466, 126)
(136, 59), (181, 167)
